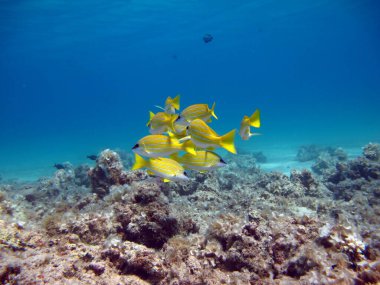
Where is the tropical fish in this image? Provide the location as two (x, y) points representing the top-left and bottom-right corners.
(165, 95), (180, 114)
(53, 163), (66, 170)
(132, 134), (196, 157)
(203, 34), (213, 43)
(171, 151), (226, 172)
(172, 121), (188, 138)
(239, 109), (261, 140)
(186, 119), (237, 154)
(87, 155), (98, 161)
(155, 95), (180, 114)
(177, 102), (217, 125)
(132, 154), (189, 182)
(147, 111), (178, 134)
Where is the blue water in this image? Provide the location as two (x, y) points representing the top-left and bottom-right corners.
(1, 0), (380, 180)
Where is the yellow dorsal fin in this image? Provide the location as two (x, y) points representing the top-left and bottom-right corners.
(147, 111), (155, 127)
(249, 109), (260, 128)
(163, 178), (171, 183)
(210, 102), (218, 120)
(220, 129), (237, 154)
(132, 153), (147, 170)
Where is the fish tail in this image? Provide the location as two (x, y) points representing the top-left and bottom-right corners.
(146, 111), (155, 127)
(182, 140), (197, 155)
(132, 153), (147, 170)
(220, 129), (237, 154)
(249, 109), (260, 128)
(172, 94), (180, 110)
(211, 102), (218, 120)
(169, 115), (178, 132)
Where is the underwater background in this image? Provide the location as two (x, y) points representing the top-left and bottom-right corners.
(2, 1), (380, 284)
(1, 0), (380, 181)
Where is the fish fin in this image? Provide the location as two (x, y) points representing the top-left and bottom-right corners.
(132, 153), (147, 170)
(163, 178), (171, 183)
(249, 109), (260, 128)
(211, 102), (218, 120)
(172, 94), (180, 110)
(169, 115), (179, 132)
(220, 129), (237, 154)
(146, 111), (155, 127)
(179, 135), (191, 143)
(249, 132), (261, 138)
(147, 170), (155, 175)
(154, 105), (165, 111)
(182, 140), (197, 155)
(167, 131), (175, 139)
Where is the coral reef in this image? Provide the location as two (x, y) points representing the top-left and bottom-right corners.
(296, 144), (347, 164)
(324, 147), (380, 202)
(311, 147), (348, 175)
(88, 149), (129, 198)
(363, 142), (380, 161)
(0, 143), (379, 284)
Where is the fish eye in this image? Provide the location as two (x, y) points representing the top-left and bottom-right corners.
(186, 126), (189, 130)
(132, 143), (139, 149)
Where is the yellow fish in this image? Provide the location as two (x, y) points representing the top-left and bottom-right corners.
(155, 95), (180, 114)
(177, 102), (217, 125)
(171, 151), (227, 172)
(147, 111), (178, 134)
(239, 109), (261, 140)
(132, 154), (189, 182)
(172, 121), (188, 138)
(164, 95), (180, 114)
(132, 134), (196, 157)
(186, 119), (237, 154)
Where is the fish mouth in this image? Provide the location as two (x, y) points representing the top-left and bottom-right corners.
(132, 143), (139, 150)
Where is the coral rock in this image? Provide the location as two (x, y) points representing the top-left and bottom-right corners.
(88, 149), (129, 198)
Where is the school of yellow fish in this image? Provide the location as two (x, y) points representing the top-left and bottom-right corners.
(132, 95), (261, 182)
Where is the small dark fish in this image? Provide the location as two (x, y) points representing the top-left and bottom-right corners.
(203, 34), (213, 43)
(87, 155), (98, 161)
(54, 163), (65, 170)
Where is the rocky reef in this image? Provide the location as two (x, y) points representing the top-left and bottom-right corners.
(0, 144), (379, 284)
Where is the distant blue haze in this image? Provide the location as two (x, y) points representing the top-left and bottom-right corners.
(0, 0), (379, 179)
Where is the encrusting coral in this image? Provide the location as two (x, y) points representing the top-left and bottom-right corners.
(0, 143), (379, 284)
